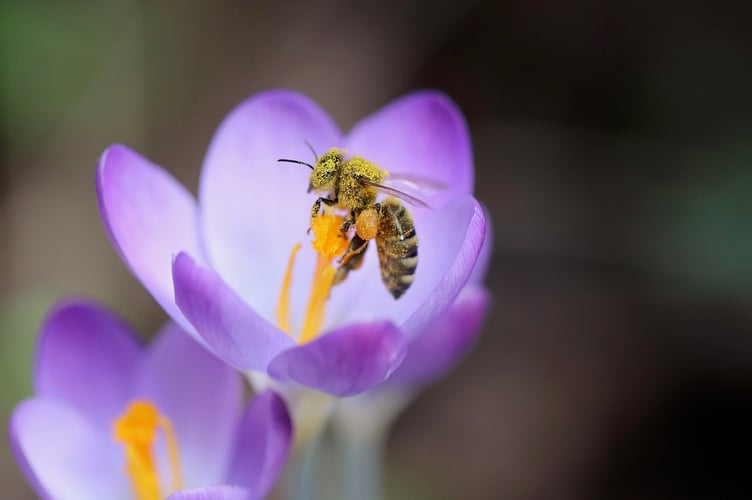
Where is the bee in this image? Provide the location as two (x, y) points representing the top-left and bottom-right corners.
(372, 197), (419, 298)
(278, 147), (430, 299)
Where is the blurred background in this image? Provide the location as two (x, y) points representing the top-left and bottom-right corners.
(2, 0), (752, 498)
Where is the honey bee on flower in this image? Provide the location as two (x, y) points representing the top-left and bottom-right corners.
(279, 147), (442, 299)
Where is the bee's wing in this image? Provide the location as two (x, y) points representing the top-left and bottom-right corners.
(381, 174), (449, 194)
(356, 177), (431, 208)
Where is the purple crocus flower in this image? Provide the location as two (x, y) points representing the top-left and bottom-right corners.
(96, 90), (486, 398)
(9, 300), (291, 500)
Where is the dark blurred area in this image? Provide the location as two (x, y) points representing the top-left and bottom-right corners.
(3, 1), (752, 499)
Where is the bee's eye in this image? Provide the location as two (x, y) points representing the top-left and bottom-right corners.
(321, 160), (339, 177)
(312, 162), (336, 188)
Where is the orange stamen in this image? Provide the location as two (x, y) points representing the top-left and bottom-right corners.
(113, 401), (184, 500)
(299, 213), (349, 343)
(276, 213), (350, 344)
(309, 213), (350, 261)
(299, 255), (337, 343)
(276, 243), (302, 335)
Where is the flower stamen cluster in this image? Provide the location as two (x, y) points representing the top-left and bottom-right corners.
(277, 212), (350, 343)
(112, 400), (183, 500)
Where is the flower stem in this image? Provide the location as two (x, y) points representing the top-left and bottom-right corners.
(337, 423), (386, 500)
(280, 389), (337, 500)
(282, 433), (320, 500)
(331, 392), (412, 500)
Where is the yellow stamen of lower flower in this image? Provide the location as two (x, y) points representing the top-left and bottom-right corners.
(113, 401), (184, 500)
(277, 213), (350, 344)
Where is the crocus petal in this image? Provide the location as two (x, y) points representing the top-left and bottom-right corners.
(34, 300), (140, 429)
(345, 90), (473, 208)
(199, 90), (342, 323)
(96, 144), (204, 336)
(172, 252), (296, 371)
(387, 286), (490, 388)
(134, 323), (243, 488)
(398, 197), (486, 336)
(267, 322), (408, 396)
(225, 391), (292, 497)
(327, 197), (486, 339)
(167, 485), (251, 500)
(469, 206), (493, 285)
(10, 398), (129, 500)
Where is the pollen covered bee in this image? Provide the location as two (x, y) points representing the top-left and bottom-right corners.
(278, 147), (431, 299)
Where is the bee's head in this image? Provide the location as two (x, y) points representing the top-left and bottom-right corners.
(309, 147), (344, 192)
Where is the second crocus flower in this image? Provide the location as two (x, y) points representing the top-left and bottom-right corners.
(10, 300), (291, 500)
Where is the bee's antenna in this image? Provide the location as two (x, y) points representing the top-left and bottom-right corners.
(303, 139), (319, 161)
(278, 158), (314, 170)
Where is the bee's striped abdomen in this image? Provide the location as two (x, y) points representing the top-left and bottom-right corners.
(376, 198), (418, 299)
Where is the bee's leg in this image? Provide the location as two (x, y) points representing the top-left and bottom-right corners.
(311, 197), (337, 218)
(333, 236), (369, 286)
(309, 197), (338, 234)
(340, 211), (356, 233)
(337, 234), (368, 265)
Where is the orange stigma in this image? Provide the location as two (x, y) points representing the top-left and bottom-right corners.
(113, 401), (183, 500)
(276, 212), (349, 343)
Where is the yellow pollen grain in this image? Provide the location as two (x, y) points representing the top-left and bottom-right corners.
(310, 213), (349, 259)
(276, 243), (302, 335)
(113, 401), (184, 500)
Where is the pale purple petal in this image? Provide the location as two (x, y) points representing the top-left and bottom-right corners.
(398, 197), (486, 337)
(345, 90), (473, 208)
(34, 300), (140, 429)
(225, 391), (291, 497)
(200, 90), (342, 323)
(387, 286), (489, 388)
(96, 144), (204, 336)
(134, 323), (243, 488)
(469, 206), (493, 285)
(167, 485), (251, 500)
(10, 398), (129, 500)
(267, 322), (407, 396)
(327, 197), (486, 339)
(172, 252), (296, 371)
